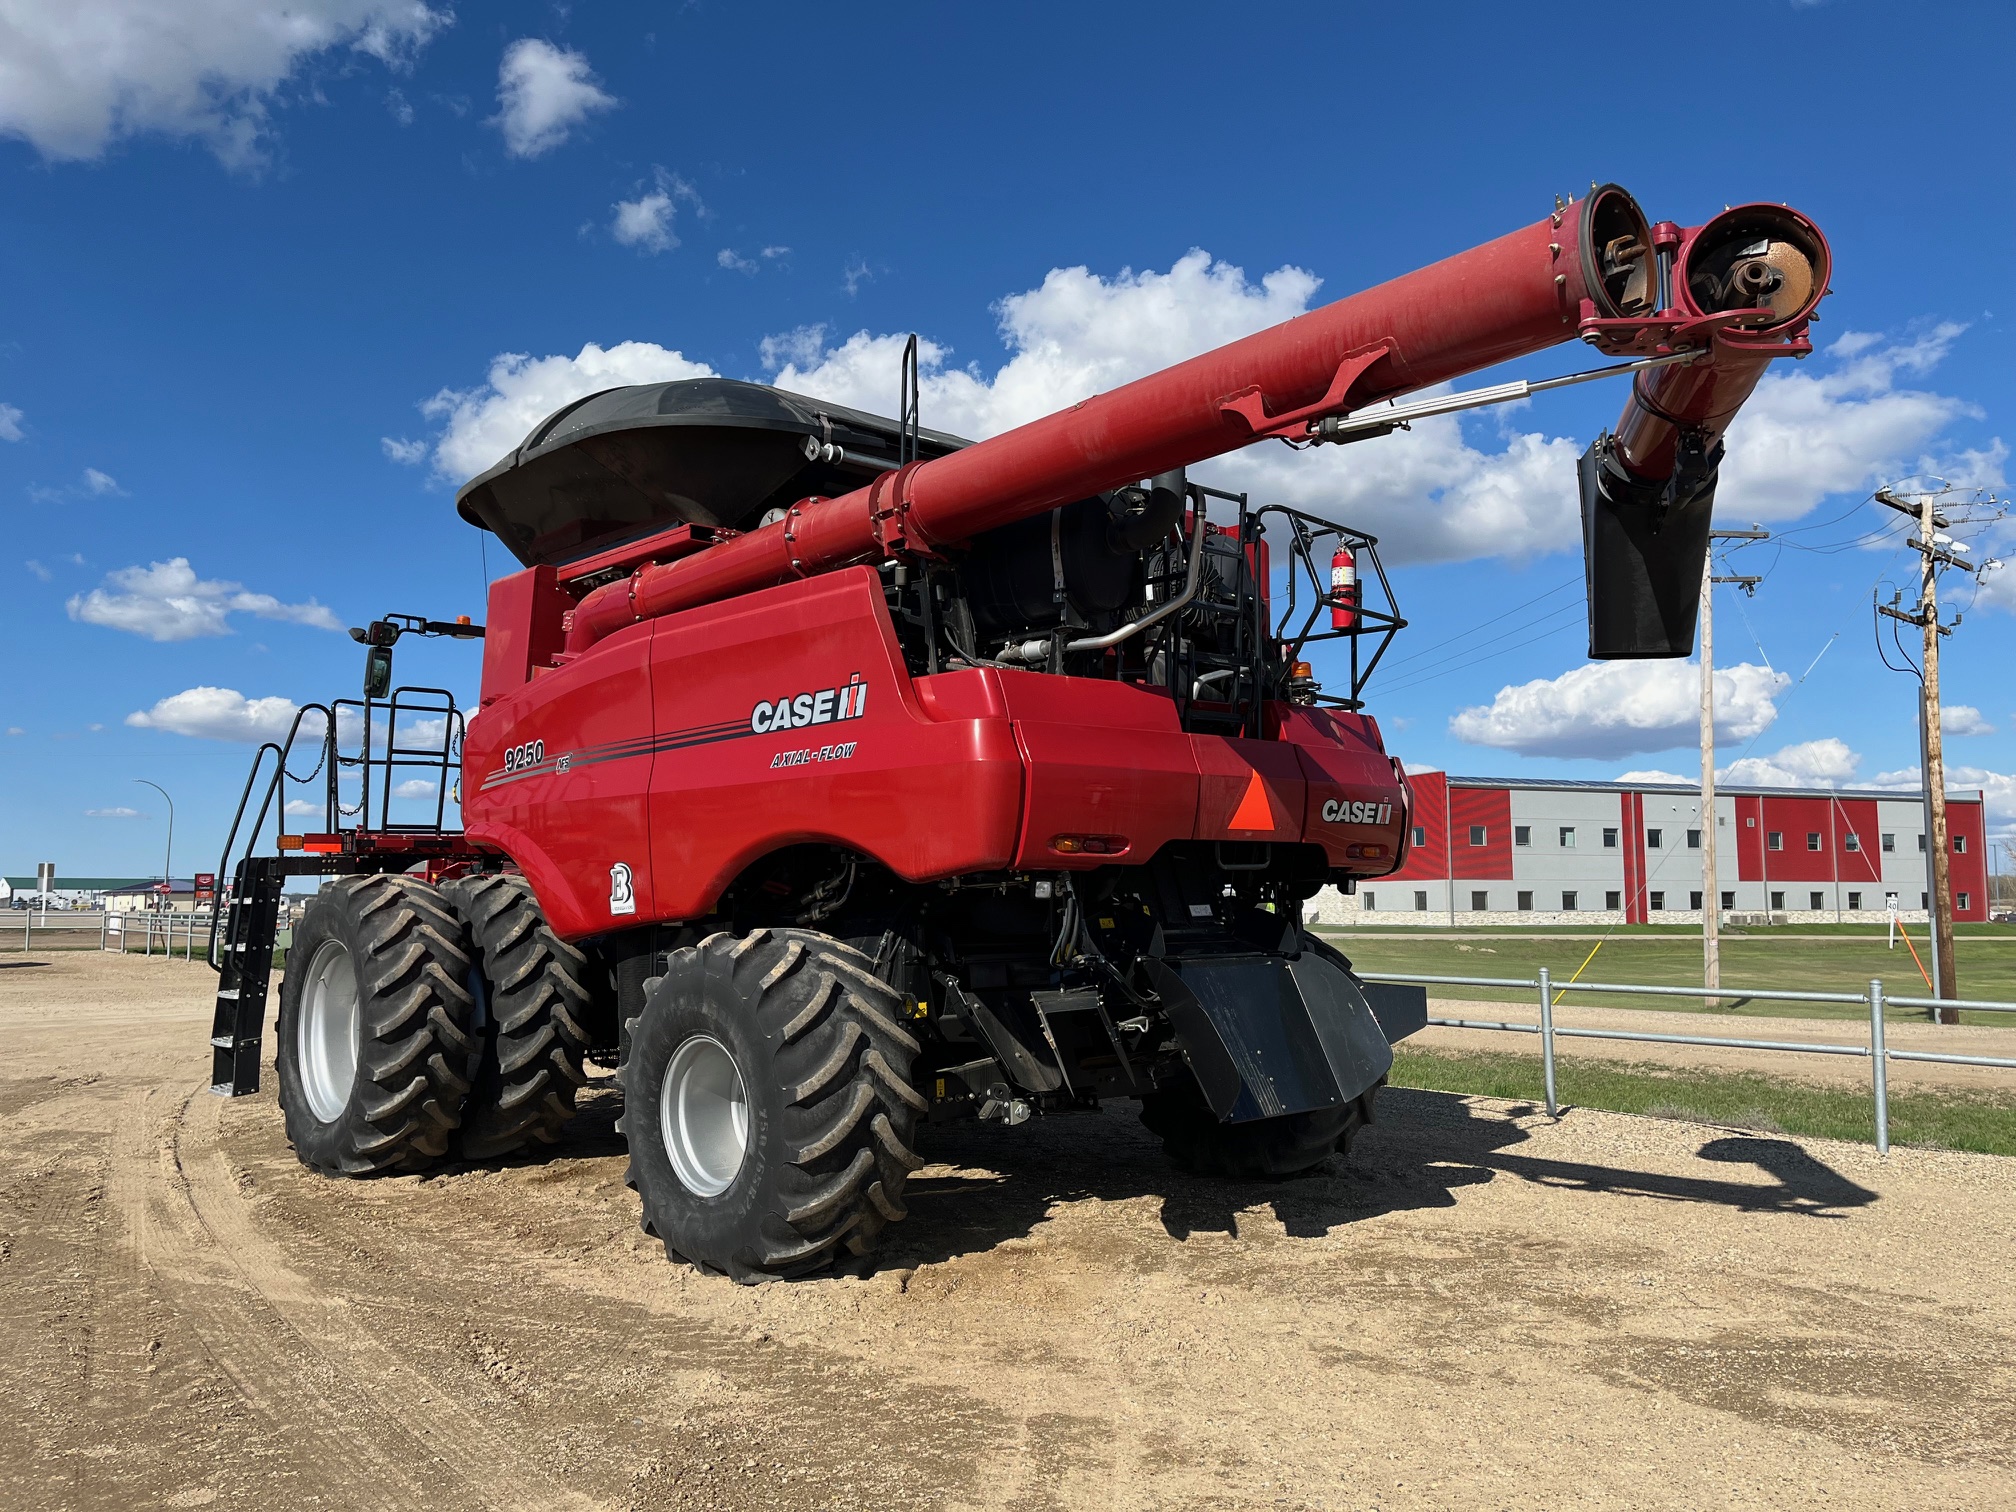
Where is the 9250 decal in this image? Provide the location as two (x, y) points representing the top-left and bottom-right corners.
(503, 739), (546, 773)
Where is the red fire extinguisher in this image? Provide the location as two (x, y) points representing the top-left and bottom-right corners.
(1330, 545), (1359, 630)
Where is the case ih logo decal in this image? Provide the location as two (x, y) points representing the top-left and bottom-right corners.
(1321, 799), (1392, 825)
(478, 673), (873, 793)
(750, 675), (868, 734)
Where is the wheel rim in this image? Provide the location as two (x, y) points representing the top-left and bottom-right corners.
(660, 1034), (750, 1197)
(299, 937), (361, 1123)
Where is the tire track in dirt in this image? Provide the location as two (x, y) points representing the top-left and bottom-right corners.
(172, 1089), (609, 1512)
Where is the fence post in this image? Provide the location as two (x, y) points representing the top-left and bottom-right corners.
(1537, 966), (1559, 1117)
(1868, 978), (1889, 1156)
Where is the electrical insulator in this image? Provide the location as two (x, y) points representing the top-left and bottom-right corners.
(1330, 546), (1359, 630)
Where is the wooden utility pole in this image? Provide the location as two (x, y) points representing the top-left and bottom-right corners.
(1698, 529), (1765, 1003)
(1874, 485), (1989, 1021)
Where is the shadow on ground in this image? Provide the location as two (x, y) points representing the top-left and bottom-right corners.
(528, 1082), (1879, 1271)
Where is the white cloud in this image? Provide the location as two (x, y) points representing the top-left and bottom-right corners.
(421, 341), (716, 482)
(68, 558), (342, 641)
(381, 435), (428, 465)
(491, 38), (614, 158)
(1617, 768), (1694, 785)
(0, 1), (449, 167)
(1943, 704), (1995, 736)
(717, 248), (758, 274)
(1719, 738), (1861, 788)
(5, 726), (22, 736)
(1718, 326), (1986, 521)
(1448, 660), (1788, 759)
(0, 403), (21, 441)
(760, 245), (789, 260)
(391, 778), (437, 799)
(85, 806), (144, 818)
(841, 258), (872, 297)
(82, 467), (122, 496)
(283, 797), (320, 816)
(610, 170), (695, 254)
(25, 559), (50, 581)
(126, 686), (311, 742)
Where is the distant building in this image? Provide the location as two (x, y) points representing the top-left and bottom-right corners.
(1313, 773), (1990, 926)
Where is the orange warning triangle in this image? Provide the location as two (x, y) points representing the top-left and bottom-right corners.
(1227, 769), (1276, 832)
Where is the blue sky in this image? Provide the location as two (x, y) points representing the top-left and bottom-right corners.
(3, 0), (2013, 881)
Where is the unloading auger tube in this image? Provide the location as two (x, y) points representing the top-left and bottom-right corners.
(567, 183), (1827, 657)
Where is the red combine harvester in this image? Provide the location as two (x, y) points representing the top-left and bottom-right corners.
(208, 185), (1829, 1279)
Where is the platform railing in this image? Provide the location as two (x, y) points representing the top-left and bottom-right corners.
(1359, 969), (2016, 1155)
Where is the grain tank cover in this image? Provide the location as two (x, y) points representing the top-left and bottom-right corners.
(455, 377), (968, 568)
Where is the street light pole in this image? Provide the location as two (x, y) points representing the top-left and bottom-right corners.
(134, 779), (173, 912)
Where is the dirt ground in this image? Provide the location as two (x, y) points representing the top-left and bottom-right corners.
(5, 953), (2016, 1511)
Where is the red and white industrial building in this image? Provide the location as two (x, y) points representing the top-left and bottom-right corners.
(1315, 772), (1991, 926)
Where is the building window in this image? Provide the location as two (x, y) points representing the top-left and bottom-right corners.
(1690, 891), (1703, 910)
(1514, 825), (1531, 847)
(1882, 833), (1896, 853)
(1647, 828), (1663, 849)
(1603, 827), (1619, 848)
(1807, 833), (1822, 852)
(1768, 831), (1783, 851)
(1955, 835), (1967, 854)
(1562, 890), (1578, 911)
(1412, 826), (1426, 846)
(1470, 890), (1488, 911)
(1363, 891), (1375, 911)
(1721, 891), (1735, 910)
(1687, 829), (1702, 849)
(1810, 891), (1824, 910)
(1959, 892), (1972, 911)
(1413, 890), (1428, 912)
(1517, 891), (1533, 912)
(1848, 891), (1862, 910)
(1649, 891), (1665, 911)
(1469, 825), (1487, 846)
(1560, 826), (1576, 847)
(1771, 890), (1785, 910)
(1844, 833), (1860, 852)
(1922, 892), (1929, 909)
(1605, 890), (1621, 910)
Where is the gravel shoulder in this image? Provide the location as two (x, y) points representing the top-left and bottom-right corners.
(4, 952), (2015, 1511)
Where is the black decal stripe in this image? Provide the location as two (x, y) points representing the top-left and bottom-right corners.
(478, 714), (782, 792)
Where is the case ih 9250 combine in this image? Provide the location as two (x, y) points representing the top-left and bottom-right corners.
(208, 184), (1829, 1280)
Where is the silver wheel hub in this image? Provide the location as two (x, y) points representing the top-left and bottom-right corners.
(299, 938), (361, 1122)
(660, 1034), (750, 1197)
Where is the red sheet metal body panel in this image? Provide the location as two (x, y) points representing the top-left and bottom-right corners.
(467, 570), (1409, 937)
(1450, 788), (1514, 880)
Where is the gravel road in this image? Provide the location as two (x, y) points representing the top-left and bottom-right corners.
(5, 952), (2014, 1510)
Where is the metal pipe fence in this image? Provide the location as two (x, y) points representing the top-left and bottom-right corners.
(1361, 970), (2016, 1155)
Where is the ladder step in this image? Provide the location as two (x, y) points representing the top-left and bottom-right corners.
(216, 988), (240, 1000)
(210, 1034), (237, 1049)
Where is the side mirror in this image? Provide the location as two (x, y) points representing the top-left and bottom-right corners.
(364, 644), (394, 699)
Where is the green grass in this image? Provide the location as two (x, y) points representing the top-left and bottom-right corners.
(1322, 929), (2016, 1026)
(1392, 1045), (2016, 1156)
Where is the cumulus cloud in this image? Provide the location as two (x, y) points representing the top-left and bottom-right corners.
(381, 435), (428, 465)
(1718, 326), (1987, 520)
(420, 341), (716, 481)
(283, 797), (320, 816)
(717, 248), (758, 274)
(68, 558), (342, 641)
(391, 778), (437, 799)
(82, 467), (122, 495)
(1448, 659), (1788, 759)
(1875, 761), (2016, 842)
(0, 403), (22, 441)
(611, 170), (696, 254)
(1719, 738), (1861, 788)
(5, 726), (23, 736)
(1616, 769), (1694, 785)
(1943, 704), (1996, 737)
(491, 38), (614, 158)
(127, 686), (312, 742)
(0, 1), (449, 167)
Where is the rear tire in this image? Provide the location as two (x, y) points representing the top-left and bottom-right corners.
(1140, 1077), (1376, 1180)
(618, 927), (924, 1282)
(276, 875), (478, 1176)
(447, 874), (593, 1160)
